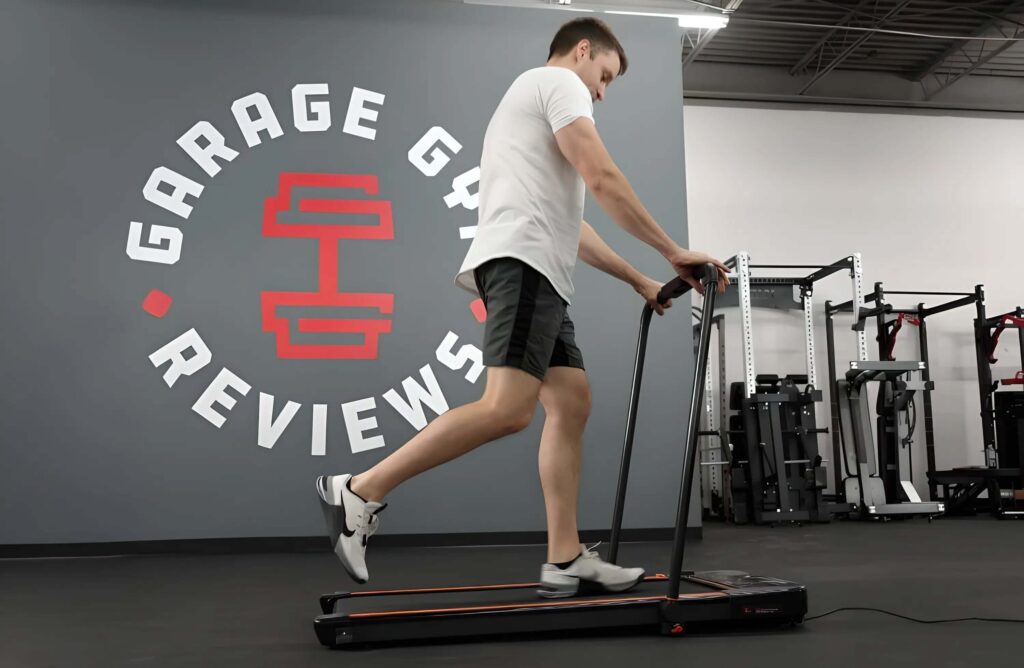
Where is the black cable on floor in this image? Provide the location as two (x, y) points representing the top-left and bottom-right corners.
(805, 607), (1024, 625)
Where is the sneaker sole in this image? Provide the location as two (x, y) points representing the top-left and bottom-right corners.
(536, 570), (645, 599)
(315, 476), (368, 585)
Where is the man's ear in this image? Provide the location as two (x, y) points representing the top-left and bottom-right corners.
(577, 39), (590, 61)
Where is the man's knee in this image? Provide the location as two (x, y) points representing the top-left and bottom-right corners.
(482, 400), (535, 436)
(542, 385), (591, 425)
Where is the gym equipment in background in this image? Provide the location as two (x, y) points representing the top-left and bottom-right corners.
(928, 294), (1024, 518)
(825, 286), (945, 520)
(703, 253), (856, 525)
(692, 309), (730, 521)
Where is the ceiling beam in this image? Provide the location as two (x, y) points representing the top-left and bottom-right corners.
(682, 0), (744, 68)
(683, 88), (1024, 114)
(910, 1), (1024, 81)
(921, 33), (1024, 99)
(797, 0), (913, 95)
(789, 0), (874, 75)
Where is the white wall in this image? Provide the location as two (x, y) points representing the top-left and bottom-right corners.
(683, 103), (1024, 496)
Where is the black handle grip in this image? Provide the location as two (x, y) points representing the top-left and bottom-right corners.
(656, 263), (718, 305)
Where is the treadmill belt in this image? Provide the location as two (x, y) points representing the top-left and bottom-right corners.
(329, 575), (715, 616)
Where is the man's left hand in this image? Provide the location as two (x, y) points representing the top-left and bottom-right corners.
(635, 275), (672, 316)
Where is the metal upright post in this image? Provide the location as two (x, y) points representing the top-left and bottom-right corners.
(973, 285), (998, 469)
(872, 283), (900, 500)
(803, 287), (818, 390)
(874, 283), (888, 361)
(852, 254), (868, 363)
(608, 305), (654, 565)
(667, 276), (718, 601)
(701, 324), (717, 511)
(737, 252), (756, 397)
(825, 301), (844, 496)
(735, 252), (759, 521)
(801, 285), (823, 496)
(918, 310), (938, 500)
(1017, 306), (1024, 379)
(717, 316), (731, 520)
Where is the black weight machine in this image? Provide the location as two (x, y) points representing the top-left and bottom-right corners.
(928, 291), (1024, 518)
(312, 263), (807, 647)
(825, 283), (945, 519)
(705, 253), (855, 525)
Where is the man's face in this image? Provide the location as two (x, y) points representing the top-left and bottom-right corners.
(573, 41), (620, 102)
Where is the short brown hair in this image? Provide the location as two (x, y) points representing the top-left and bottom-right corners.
(548, 17), (628, 76)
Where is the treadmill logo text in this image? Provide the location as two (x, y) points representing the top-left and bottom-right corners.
(123, 82), (486, 457)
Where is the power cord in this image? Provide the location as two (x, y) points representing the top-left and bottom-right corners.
(805, 607), (1024, 625)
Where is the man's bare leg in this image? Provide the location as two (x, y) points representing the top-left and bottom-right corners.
(537, 367), (591, 564)
(350, 367), (542, 502)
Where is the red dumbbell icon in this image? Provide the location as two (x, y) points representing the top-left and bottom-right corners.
(260, 172), (395, 360)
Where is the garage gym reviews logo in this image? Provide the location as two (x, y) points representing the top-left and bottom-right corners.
(261, 172), (396, 360)
(125, 83), (486, 456)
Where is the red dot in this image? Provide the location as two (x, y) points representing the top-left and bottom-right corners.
(469, 299), (487, 323)
(142, 289), (173, 318)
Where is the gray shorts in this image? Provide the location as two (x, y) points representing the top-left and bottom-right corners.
(473, 258), (585, 382)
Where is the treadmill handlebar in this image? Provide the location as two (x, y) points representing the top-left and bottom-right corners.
(609, 261), (719, 567)
(656, 263), (718, 305)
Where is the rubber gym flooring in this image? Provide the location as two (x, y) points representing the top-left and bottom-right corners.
(3, 518), (1020, 668)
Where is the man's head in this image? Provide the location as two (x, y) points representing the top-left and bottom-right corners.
(547, 17), (627, 102)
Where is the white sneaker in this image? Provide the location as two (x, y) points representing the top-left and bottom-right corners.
(315, 474), (386, 584)
(538, 543), (645, 599)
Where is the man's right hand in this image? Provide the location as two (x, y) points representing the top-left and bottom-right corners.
(666, 248), (731, 295)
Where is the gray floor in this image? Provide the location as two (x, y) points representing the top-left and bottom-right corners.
(2, 518), (1022, 668)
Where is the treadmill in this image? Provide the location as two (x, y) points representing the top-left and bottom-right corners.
(313, 262), (808, 648)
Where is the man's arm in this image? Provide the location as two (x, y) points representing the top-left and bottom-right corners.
(556, 119), (679, 257)
(578, 219), (644, 289)
(578, 220), (671, 314)
(556, 118), (729, 293)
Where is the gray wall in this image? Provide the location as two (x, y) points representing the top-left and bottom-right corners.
(1, 0), (695, 544)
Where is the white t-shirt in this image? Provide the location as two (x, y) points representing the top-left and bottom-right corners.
(454, 66), (594, 304)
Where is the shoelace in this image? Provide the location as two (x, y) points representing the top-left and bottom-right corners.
(581, 541), (602, 559)
(355, 512), (381, 537)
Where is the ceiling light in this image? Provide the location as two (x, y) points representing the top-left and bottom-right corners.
(463, 1), (730, 30)
(605, 10), (728, 29)
(676, 14), (728, 29)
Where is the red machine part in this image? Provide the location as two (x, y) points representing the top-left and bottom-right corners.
(988, 314), (1024, 364)
(885, 312), (921, 361)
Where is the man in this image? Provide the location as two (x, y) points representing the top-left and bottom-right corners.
(317, 17), (729, 598)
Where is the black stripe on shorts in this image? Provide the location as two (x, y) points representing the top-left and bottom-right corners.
(505, 262), (540, 367)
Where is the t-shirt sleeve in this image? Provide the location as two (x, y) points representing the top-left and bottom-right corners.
(539, 71), (594, 133)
